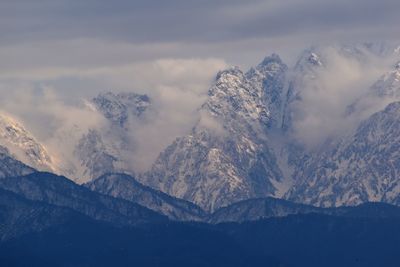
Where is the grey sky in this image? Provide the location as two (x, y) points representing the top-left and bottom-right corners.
(1, 1), (399, 55)
(2, 0), (400, 43)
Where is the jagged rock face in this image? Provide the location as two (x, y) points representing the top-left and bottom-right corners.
(287, 56), (400, 208)
(144, 48), (378, 211)
(73, 92), (151, 182)
(287, 44), (400, 132)
(287, 102), (400, 207)
(86, 173), (206, 221)
(372, 65), (400, 99)
(92, 92), (150, 128)
(74, 129), (124, 182)
(145, 66), (284, 212)
(274, 45), (400, 202)
(0, 114), (56, 173)
(348, 62), (400, 117)
(204, 67), (269, 125)
(246, 54), (288, 129)
(3, 43), (400, 215)
(281, 49), (326, 132)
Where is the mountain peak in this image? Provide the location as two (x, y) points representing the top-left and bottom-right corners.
(92, 91), (151, 127)
(0, 113), (55, 173)
(383, 101), (400, 114)
(209, 66), (248, 101)
(293, 49), (324, 75)
(215, 66), (244, 83)
(260, 53), (283, 66)
(252, 53), (288, 78)
(308, 52), (323, 66)
(206, 65), (268, 124)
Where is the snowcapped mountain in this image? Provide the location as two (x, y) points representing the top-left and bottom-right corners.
(0, 92), (153, 184)
(3, 42), (400, 215)
(73, 92), (152, 182)
(144, 60), (286, 212)
(92, 92), (150, 128)
(0, 114), (57, 174)
(285, 52), (400, 208)
(347, 60), (400, 117)
(246, 53), (288, 129)
(287, 101), (400, 207)
(74, 129), (127, 182)
(141, 42), (400, 211)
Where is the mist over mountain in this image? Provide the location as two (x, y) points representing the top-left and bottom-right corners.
(1, 42), (400, 212)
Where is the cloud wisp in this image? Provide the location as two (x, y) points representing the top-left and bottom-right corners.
(290, 44), (400, 148)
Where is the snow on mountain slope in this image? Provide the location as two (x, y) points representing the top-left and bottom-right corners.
(246, 54), (288, 130)
(287, 101), (400, 207)
(92, 92), (150, 128)
(3, 43), (400, 215)
(141, 46), (398, 211)
(347, 61), (400, 118)
(370, 62), (400, 99)
(144, 64), (285, 211)
(0, 113), (57, 173)
(72, 92), (152, 183)
(75, 129), (128, 181)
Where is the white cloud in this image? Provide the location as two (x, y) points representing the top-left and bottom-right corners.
(290, 45), (397, 148)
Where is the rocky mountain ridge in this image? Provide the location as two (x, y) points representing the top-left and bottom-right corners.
(1, 43), (400, 212)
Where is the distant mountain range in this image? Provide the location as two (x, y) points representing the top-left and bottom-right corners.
(1, 42), (400, 214)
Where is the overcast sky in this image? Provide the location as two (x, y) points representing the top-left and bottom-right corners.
(2, 0), (400, 70)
